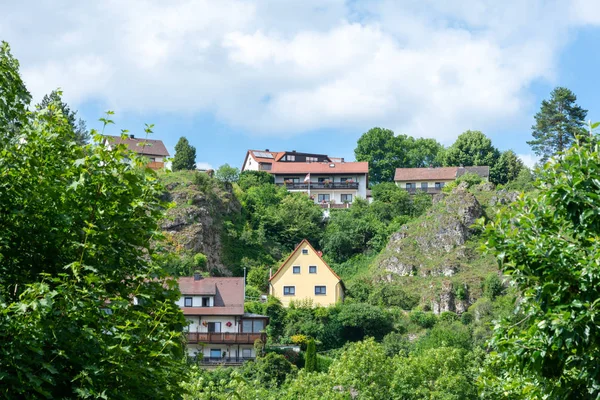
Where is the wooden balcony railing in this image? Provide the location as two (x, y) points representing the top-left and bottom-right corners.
(199, 356), (255, 365)
(277, 182), (359, 190)
(147, 161), (165, 170)
(186, 332), (266, 344)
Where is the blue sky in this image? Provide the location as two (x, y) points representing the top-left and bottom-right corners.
(3, 0), (600, 169)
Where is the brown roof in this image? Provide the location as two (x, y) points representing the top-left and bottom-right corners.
(104, 135), (170, 157)
(270, 161), (368, 175)
(269, 239), (342, 282)
(178, 277), (244, 316)
(394, 167), (458, 181)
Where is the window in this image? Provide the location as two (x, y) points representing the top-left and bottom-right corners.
(293, 266), (300, 274)
(207, 322), (221, 333)
(306, 156), (318, 162)
(202, 297), (210, 307)
(242, 348), (252, 358)
(318, 194), (330, 202)
(421, 182), (427, 189)
(283, 286), (295, 295)
(302, 249), (309, 255)
(406, 183), (415, 189)
(287, 154), (296, 161)
(341, 194), (353, 203)
(260, 163), (271, 171)
(210, 349), (222, 359)
(309, 266), (317, 274)
(242, 320), (253, 333)
(340, 177), (351, 182)
(315, 286), (327, 295)
(149, 157), (156, 162)
(242, 319), (265, 333)
(184, 297), (193, 307)
(435, 182), (444, 189)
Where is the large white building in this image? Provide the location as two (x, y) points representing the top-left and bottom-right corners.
(242, 149), (369, 208)
(178, 275), (268, 366)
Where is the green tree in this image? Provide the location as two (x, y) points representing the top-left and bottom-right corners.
(0, 108), (186, 397)
(444, 130), (500, 178)
(0, 41), (31, 139)
(172, 136), (197, 171)
(491, 150), (524, 185)
(480, 131), (600, 398)
(355, 127), (404, 184)
(247, 265), (270, 293)
(527, 87), (587, 163)
(336, 303), (394, 341)
(407, 137), (445, 168)
(238, 170), (274, 190)
(214, 163), (240, 183)
(305, 338), (317, 372)
(504, 166), (535, 192)
(38, 89), (89, 145)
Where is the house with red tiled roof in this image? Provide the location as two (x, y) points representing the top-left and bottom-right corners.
(269, 240), (344, 307)
(102, 134), (170, 170)
(177, 274), (268, 365)
(394, 166), (490, 193)
(242, 149), (369, 208)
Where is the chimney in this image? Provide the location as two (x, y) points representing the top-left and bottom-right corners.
(269, 267), (272, 279)
(265, 149), (269, 151)
(193, 271), (202, 281)
(129, 134), (135, 139)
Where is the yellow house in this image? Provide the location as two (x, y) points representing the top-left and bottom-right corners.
(269, 240), (344, 307)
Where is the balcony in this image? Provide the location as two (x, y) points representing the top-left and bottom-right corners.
(319, 203), (352, 209)
(147, 161), (165, 170)
(199, 356), (256, 366)
(186, 332), (266, 344)
(403, 188), (443, 194)
(277, 182), (359, 190)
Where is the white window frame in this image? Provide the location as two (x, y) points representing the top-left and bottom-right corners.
(302, 249), (309, 255)
(292, 266), (301, 274)
(314, 285), (327, 295)
(283, 286), (296, 296)
(309, 265), (317, 274)
(184, 297), (193, 307)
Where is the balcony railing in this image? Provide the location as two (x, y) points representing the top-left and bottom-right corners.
(277, 182), (359, 190)
(146, 161), (165, 170)
(403, 188), (443, 194)
(186, 332), (266, 344)
(199, 356), (255, 365)
(319, 203), (352, 209)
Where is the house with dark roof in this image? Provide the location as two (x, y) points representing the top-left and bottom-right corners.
(394, 166), (490, 193)
(102, 134), (170, 170)
(269, 240), (344, 307)
(242, 149), (369, 208)
(177, 275), (268, 365)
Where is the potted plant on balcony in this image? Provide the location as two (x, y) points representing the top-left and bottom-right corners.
(323, 179), (332, 187)
(202, 320), (208, 327)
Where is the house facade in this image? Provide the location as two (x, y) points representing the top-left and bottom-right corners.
(242, 150), (369, 208)
(102, 134), (170, 170)
(178, 275), (268, 365)
(269, 240), (344, 307)
(394, 166), (490, 194)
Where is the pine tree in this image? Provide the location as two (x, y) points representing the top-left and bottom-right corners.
(172, 136), (196, 171)
(305, 338), (317, 372)
(38, 90), (89, 145)
(527, 87), (587, 163)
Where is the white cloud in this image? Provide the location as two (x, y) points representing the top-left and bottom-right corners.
(1, 0), (599, 142)
(517, 153), (539, 169)
(196, 162), (213, 170)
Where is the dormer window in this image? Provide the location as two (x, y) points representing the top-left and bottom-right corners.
(184, 297), (193, 307)
(202, 297), (211, 307)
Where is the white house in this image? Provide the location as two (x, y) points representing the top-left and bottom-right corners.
(178, 274), (268, 366)
(102, 134), (170, 170)
(242, 150), (369, 208)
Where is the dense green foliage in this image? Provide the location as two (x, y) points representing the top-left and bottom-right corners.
(304, 338), (317, 372)
(172, 136), (197, 171)
(480, 131), (600, 398)
(214, 163), (240, 183)
(354, 127), (444, 184)
(528, 87), (587, 162)
(38, 90), (89, 145)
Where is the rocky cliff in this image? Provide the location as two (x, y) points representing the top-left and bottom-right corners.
(159, 172), (241, 276)
(375, 184), (502, 313)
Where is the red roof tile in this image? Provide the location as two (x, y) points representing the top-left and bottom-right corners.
(394, 167), (458, 181)
(178, 277), (245, 316)
(269, 239), (342, 282)
(270, 161), (368, 175)
(104, 135), (170, 157)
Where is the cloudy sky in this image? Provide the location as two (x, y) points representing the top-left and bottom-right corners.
(3, 0), (600, 169)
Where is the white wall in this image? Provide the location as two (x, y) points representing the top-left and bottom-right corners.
(176, 295), (215, 307)
(183, 315), (238, 333)
(273, 173), (368, 204)
(243, 154), (259, 171)
(186, 343), (256, 359)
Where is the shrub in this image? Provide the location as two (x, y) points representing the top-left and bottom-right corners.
(336, 303), (394, 341)
(439, 311), (459, 323)
(193, 253), (207, 270)
(483, 273), (504, 299)
(304, 338), (317, 372)
(460, 311), (474, 325)
(410, 311), (438, 329)
(416, 321), (473, 351)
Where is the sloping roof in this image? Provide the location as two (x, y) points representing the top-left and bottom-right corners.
(178, 277), (245, 316)
(394, 167), (458, 181)
(270, 161), (368, 175)
(248, 150), (284, 164)
(269, 239), (342, 282)
(457, 166), (490, 178)
(104, 135), (170, 157)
